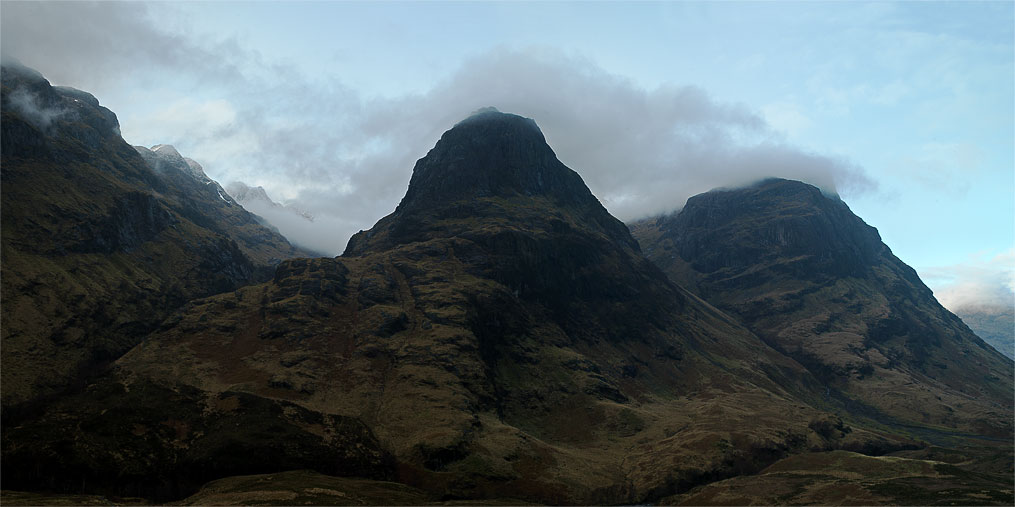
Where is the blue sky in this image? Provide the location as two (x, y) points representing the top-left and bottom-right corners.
(2, 1), (1012, 310)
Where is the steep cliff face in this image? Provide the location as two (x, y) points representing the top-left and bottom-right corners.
(4, 111), (911, 504)
(0, 63), (307, 417)
(631, 179), (1013, 439)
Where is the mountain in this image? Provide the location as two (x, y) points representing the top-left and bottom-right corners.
(2, 110), (915, 504)
(954, 300), (1015, 360)
(630, 178), (1013, 440)
(226, 180), (315, 223)
(224, 180), (325, 255)
(0, 62), (308, 421)
(131, 144), (315, 264)
(3, 91), (1011, 505)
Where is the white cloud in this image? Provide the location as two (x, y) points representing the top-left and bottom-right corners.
(0, 2), (245, 91)
(920, 249), (1015, 311)
(341, 49), (873, 227)
(1, 3), (876, 257)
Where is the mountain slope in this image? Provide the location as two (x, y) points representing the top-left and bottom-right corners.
(132, 144), (314, 264)
(630, 178), (1013, 440)
(2, 111), (910, 504)
(0, 62), (308, 419)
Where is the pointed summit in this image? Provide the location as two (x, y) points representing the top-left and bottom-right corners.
(396, 109), (596, 214)
(347, 110), (634, 256)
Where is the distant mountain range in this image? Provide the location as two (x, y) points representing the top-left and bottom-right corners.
(2, 66), (1011, 505)
(953, 299), (1015, 360)
(225, 181), (315, 223)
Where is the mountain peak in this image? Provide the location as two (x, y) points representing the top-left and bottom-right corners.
(666, 178), (883, 278)
(454, 106), (540, 131)
(394, 109), (595, 214)
(151, 143), (183, 160)
(345, 109), (637, 258)
(225, 181), (272, 203)
(734, 177), (839, 202)
(134, 144), (210, 182)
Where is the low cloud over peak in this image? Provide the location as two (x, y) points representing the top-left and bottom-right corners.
(346, 48), (874, 220)
(0, 2), (874, 255)
(261, 49), (875, 254)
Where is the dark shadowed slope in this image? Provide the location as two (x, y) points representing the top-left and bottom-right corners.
(630, 178), (1013, 441)
(0, 62), (309, 419)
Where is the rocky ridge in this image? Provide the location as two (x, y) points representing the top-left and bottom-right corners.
(630, 178), (1013, 440)
(0, 62), (309, 420)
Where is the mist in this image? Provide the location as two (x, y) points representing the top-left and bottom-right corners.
(226, 187), (342, 257)
(5, 86), (69, 132)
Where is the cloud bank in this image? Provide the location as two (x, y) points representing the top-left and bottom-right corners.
(1, 2), (874, 257)
(920, 249), (1015, 312)
(0, 1), (245, 92)
(123, 49), (874, 255)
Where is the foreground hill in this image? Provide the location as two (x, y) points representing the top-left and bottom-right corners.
(630, 179), (1013, 441)
(2, 110), (913, 504)
(667, 449), (1012, 505)
(0, 62), (308, 420)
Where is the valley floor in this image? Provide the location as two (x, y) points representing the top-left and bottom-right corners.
(3, 447), (1011, 506)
